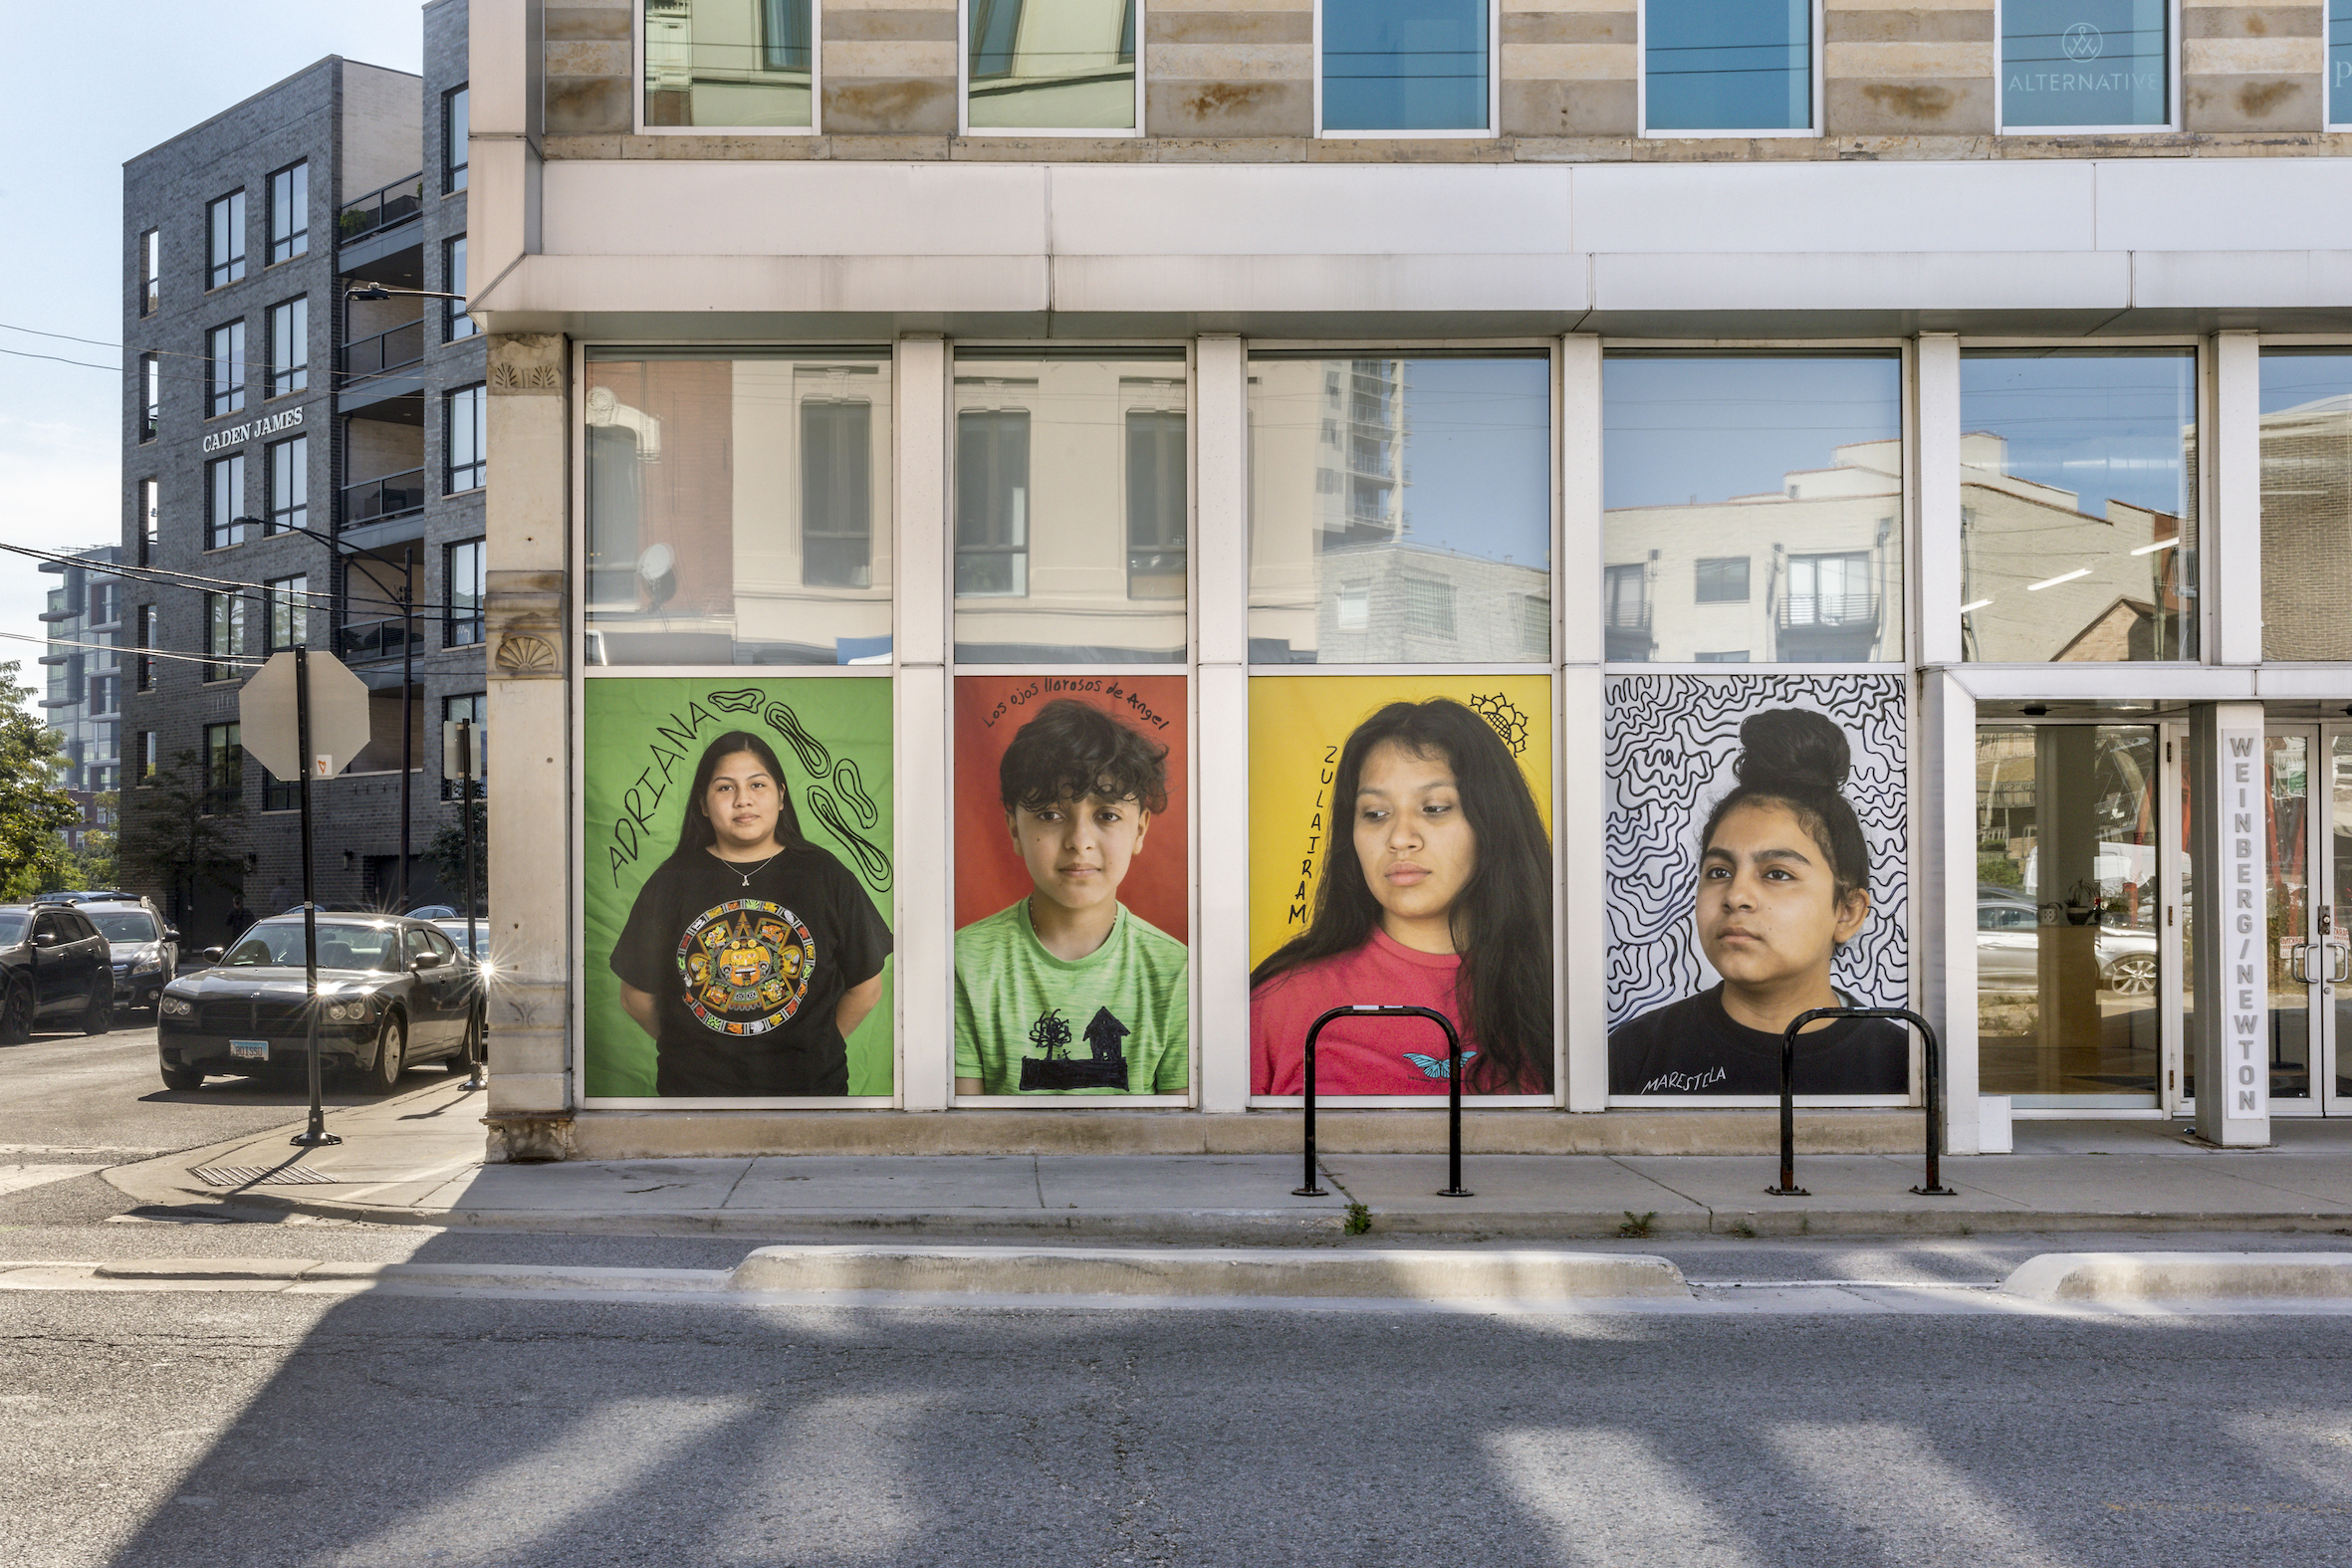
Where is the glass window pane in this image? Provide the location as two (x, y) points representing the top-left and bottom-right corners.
(967, 0), (1138, 128)
(1322, 0), (1490, 130)
(953, 354), (1186, 663)
(1644, 0), (1810, 131)
(1603, 353), (1901, 664)
(2260, 351), (2352, 661)
(2335, 0), (2351, 123)
(585, 351), (893, 665)
(644, 0), (814, 127)
(1958, 349), (2197, 663)
(1975, 724), (2160, 1107)
(1251, 354), (1547, 664)
(2001, 0), (2168, 127)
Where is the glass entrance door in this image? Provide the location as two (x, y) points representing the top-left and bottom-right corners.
(2264, 726), (2352, 1116)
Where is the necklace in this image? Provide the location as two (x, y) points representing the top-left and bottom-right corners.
(715, 846), (787, 888)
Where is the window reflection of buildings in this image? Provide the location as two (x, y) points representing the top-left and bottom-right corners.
(2258, 387), (2352, 661)
(951, 359), (1187, 663)
(1957, 430), (2194, 663)
(583, 357), (893, 665)
(1602, 437), (1901, 664)
(968, 0), (1138, 129)
(1250, 357), (1552, 664)
(644, 0), (814, 128)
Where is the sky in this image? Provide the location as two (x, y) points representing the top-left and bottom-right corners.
(0, 3), (425, 715)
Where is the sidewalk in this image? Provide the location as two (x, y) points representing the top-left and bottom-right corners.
(103, 1078), (2352, 1241)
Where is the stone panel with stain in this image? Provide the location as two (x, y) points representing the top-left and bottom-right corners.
(2182, 0), (2326, 128)
(1823, 0), (1998, 135)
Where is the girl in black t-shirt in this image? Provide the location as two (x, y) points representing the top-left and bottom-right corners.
(610, 730), (891, 1097)
(1608, 709), (1905, 1096)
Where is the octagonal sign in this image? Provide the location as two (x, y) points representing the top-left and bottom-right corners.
(239, 649), (373, 783)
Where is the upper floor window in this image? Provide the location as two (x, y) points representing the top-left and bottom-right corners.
(1318, 0), (1492, 134)
(138, 355), (159, 442)
(265, 574), (309, 652)
(1602, 351), (1903, 664)
(1642, 0), (1814, 133)
(445, 236), (478, 339)
(444, 87), (470, 191)
(441, 692), (487, 800)
(206, 321), (246, 417)
(1959, 346), (2198, 662)
(203, 721), (242, 809)
(203, 595), (245, 683)
(269, 161), (309, 263)
(206, 191), (245, 288)
(643, 0), (815, 129)
(446, 540), (486, 647)
(267, 297), (307, 396)
(2000, 0), (2170, 129)
(447, 384), (487, 493)
(134, 604), (156, 692)
(205, 453), (247, 551)
(585, 348), (892, 665)
(267, 435), (308, 536)
(138, 229), (159, 316)
(1250, 352), (1547, 663)
(134, 730), (158, 784)
(2334, 5), (2350, 127)
(2258, 349), (2352, 661)
(966, 0), (1139, 131)
(136, 479), (157, 566)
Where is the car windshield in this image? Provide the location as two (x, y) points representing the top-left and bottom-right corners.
(223, 922), (402, 973)
(91, 912), (159, 943)
(0, 913), (24, 946)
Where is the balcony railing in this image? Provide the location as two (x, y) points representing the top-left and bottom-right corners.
(1605, 598), (1653, 632)
(341, 468), (427, 527)
(340, 615), (425, 664)
(338, 174), (424, 243)
(342, 320), (424, 379)
(1777, 590), (1880, 630)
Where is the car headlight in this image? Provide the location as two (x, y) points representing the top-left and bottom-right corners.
(131, 947), (163, 975)
(325, 999), (370, 1022)
(159, 995), (194, 1018)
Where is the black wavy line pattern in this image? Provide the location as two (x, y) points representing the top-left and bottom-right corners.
(829, 757), (878, 829)
(809, 784), (893, 892)
(1605, 675), (1909, 1028)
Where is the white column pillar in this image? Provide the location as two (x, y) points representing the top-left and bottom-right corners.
(2192, 701), (2272, 1146)
(2212, 332), (2262, 668)
(1558, 335), (1603, 669)
(1558, 335), (1605, 1108)
(1193, 336), (1250, 1112)
(1921, 669), (1979, 1152)
(894, 336), (950, 1111)
(1915, 335), (1963, 667)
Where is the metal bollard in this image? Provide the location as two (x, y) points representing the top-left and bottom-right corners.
(1294, 1004), (1473, 1200)
(1768, 1006), (1957, 1199)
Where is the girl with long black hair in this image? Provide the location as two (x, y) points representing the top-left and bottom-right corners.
(609, 730), (891, 1097)
(1251, 698), (1554, 1095)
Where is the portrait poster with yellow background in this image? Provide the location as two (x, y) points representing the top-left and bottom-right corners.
(584, 678), (894, 1099)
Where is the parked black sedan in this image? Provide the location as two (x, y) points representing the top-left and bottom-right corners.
(155, 914), (483, 1092)
(0, 904), (115, 1042)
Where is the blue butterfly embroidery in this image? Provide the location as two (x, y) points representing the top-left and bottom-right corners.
(1403, 1049), (1478, 1079)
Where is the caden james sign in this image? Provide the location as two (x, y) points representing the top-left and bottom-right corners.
(199, 403), (303, 453)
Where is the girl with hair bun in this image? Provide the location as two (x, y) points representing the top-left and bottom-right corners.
(1608, 707), (1906, 1096)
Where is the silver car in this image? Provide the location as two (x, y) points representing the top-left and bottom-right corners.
(82, 901), (179, 1013)
(1979, 888), (2159, 996)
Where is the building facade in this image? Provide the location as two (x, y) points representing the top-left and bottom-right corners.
(118, 3), (485, 947)
(36, 545), (123, 854)
(467, 0), (2352, 1160)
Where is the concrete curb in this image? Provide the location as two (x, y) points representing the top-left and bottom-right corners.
(725, 1244), (1690, 1299)
(2001, 1251), (2352, 1301)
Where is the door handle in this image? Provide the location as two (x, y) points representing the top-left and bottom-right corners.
(2331, 942), (2350, 985)
(2289, 942), (2314, 984)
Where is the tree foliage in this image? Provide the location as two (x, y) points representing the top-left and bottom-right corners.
(0, 662), (79, 900)
(118, 749), (246, 916)
(427, 789), (487, 913)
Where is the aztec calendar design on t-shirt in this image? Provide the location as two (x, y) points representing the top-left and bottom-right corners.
(676, 899), (817, 1035)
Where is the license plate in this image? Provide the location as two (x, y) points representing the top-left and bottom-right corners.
(229, 1039), (269, 1060)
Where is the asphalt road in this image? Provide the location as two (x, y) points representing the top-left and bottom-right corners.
(3, 1284), (2349, 1568)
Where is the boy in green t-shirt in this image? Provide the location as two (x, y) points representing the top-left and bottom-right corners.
(955, 699), (1189, 1095)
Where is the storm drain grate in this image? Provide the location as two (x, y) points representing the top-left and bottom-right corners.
(188, 1165), (345, 1189)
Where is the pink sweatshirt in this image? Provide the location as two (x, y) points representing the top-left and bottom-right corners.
(1251, 928), (1493, 1096)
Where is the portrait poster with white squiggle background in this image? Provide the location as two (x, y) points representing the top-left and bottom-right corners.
(1606, 675), (1907, 1094)
(584, 678), (894, 1100)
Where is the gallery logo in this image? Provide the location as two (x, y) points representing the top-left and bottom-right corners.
(2062, 22), (2103, 60)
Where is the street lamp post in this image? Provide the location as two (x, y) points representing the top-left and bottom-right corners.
(234, 518), (417, 915)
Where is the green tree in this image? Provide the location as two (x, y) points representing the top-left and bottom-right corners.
(426, 789), (487, 913)
(0, 662), (78, 900)
(118, 750), (246, 924)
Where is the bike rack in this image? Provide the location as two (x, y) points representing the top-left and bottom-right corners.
(1294, 1005), (1473, 1200)
(1767, 1006), (1956, 1199)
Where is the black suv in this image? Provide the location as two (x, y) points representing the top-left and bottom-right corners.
(0, 904), (115, 1042)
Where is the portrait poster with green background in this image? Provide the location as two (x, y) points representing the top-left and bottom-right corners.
(584, 677), (894, 1098)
